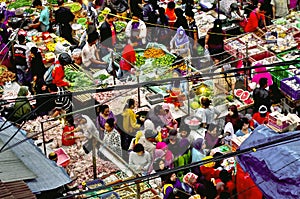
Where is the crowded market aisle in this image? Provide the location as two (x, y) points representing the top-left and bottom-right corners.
(1, 0), (300, 198)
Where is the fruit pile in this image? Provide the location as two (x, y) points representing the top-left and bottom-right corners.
(143, 48), (165, 58)
(0, 70), (16, 85)
(152, 54), (175, 67)
(135, 54), (146, 67)
(234, 89), (253, 105)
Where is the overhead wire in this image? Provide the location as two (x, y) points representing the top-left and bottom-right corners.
(56, 130), (300, 199)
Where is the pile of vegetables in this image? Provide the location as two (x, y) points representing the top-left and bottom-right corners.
(115, 21), (127, 33)
(135, 54), (146, 67)
(0, 68), (16, 85)
(152, 54), (175, 67)
(64, 2), (81, 13)
(8, 0), (31, 9)
(64, 67), (94, 89)
(48, 0), (66, 4)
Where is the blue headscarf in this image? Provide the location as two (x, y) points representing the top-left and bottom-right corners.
(175, 26), (189, 47)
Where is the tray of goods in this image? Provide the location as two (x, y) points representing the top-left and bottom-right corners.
(252, 56), (281, 66)
(224, 39), (246, 56)
(146, 93), (164, 105)
(131, 182), (151, 193)
(140, 188), (160, 199)
(239, 45), (265, 58)
(238, 33), (263, 48)
(101, 174), (121, 185)
(249, 51), (275, 63)
(277, 50), (300, 61)
(115, 186), (136, 199)
(280, 76), (300, 100)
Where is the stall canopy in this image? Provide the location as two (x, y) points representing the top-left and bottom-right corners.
(0, 119), (72, 193)
(237, 125), (300, 199)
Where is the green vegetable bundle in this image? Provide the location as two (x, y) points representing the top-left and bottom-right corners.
(8, 0), (31, 9)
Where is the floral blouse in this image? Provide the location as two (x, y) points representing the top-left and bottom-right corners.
(103, 129), (122, 157)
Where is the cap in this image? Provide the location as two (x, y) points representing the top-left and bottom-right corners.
(259, 105), (267, 114)
(144, 129), (157, 139)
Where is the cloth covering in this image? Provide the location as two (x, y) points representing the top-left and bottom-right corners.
(237, 125), (300, 199)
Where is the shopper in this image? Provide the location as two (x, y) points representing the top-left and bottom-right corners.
(165, 1), (176, 27)
(191, 138), (207, 163)
(96, 104), (116, 139)
(205, 19), (226, 61)
(10, 86), (32, 123)
(213, 64), (236, 96)
(14, 34), (30, 85)
(103, 118), (122, 157)
(178, 124), (193, 144)
(129, 143), (152, 175)
(170, 26), (191, 59)
(48, 84), (73, 117)
(52, 53), (72, 87)
(29, 0), (50, 32)
(99, 9), (117, 56)
(185, 9), (198, 51)
(196, 97), (220, 128)
(151, 158), (169, 187)
(253, 77), (271, 113)
(235, 117), (252, 136)
(61, 115), (81, 148)
(129, 0), (142, 18)
(0, 13), (8, 44)
(55, 0), (76, 45)
(204, 123), (221, 150)
(136, 129), (157, 155)
(225, 104), (242, 132)
(162, 172), (185, 199)
(250, 63), (273, 89)
(174, 8), (188, 30)
(118, 38), (137, 81)
(159, 104), (178, 130)
(155, 142), (174, 168)
(251, 105), (270, 127)
(82, 32), (107, 69)
(222, 122), (236, 145)
(155, 7), (169, 44)
(29, 47), (46, 94)
(271, 0), (289, 19)
(244, 3), (268, 34)
(121, 98), (142, 150)
(0, 35), (10, 68)
(125, 13), (147, 46)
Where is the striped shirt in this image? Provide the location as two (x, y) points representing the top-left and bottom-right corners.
(55, 87), (72, 113)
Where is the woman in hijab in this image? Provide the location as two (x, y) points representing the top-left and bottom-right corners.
(170, 26), (191, 59)
(155, 141), (174, 168)
(11, 86), (32, 123)
(191, 138), (207, 163)
(225, 105), (242, 132)
(204, 19), (226, 61)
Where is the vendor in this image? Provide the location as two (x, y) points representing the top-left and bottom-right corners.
(170, 26), (191, 59)
(48, 84), (73, 117)
(271, 0), (290, 19)
(244, 3), (268, 35)
(125, 13), (147, 46)
(82, 32), (107, 69)
(29, 0), (50, 32)
(213, 64), (236, 96)
(165, 69), (188, 109)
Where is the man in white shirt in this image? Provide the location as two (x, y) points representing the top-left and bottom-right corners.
(125, 13), (147, 46)
(271, 0), (290, 19)
(82, 32), (107, 69)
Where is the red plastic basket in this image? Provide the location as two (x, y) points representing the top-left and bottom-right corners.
(280, 76), (300, 100)
(55, 148), (70, 167)
(250, 51), (275, 62)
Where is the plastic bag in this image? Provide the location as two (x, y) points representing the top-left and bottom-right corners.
(200, 49), (211, 63)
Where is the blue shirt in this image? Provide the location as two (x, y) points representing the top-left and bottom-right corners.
(235, 128), (252, 137)
(39, 6), (50, 30)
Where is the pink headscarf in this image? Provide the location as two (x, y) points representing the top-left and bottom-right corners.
(156, 142), (168, 150)
(252, 63), (273, 86)
(155, 142), (174, 168)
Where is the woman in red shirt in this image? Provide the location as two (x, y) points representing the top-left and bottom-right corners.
(244, 3), (267, 34)
(118, 39), (137, 81)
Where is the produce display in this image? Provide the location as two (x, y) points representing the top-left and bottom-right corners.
(64, 2), (82, 13)
(115, 21), (127, 33)
(238, 33), (262, 48)
(152, 54), (175, 67)
(8, 0), (31, 9)
(0, 69), (16, 85)
(136, 54), (146, 67)
(143, 48), (165, 58)
(64, 67), (94, 89)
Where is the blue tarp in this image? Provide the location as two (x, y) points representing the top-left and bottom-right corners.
(0, 119), (72, 193)
(237, 125), (300, 199)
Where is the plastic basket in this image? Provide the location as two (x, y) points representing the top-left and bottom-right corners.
(280, 76), (300, 100)
(54, 148), (70, 167)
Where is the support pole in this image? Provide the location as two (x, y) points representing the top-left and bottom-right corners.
(217, 0), (220, 20)
(111, 51), (116, 85)
(92, 137), (97, 180)
(245, 42), (249, 90)
(186, 58), (190, 116)
(41, 121), (47, 156)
